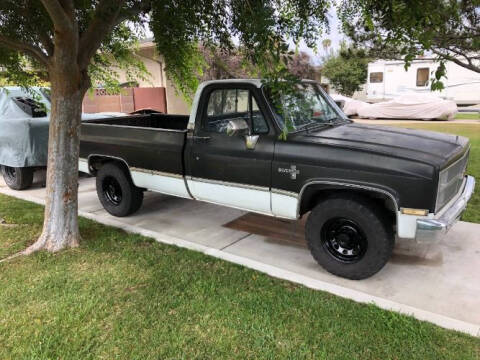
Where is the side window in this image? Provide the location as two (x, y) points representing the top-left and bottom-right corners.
(369, 72), (383, 83)
(416, 68), (429, 87)
(251, 95), (268, 134)
(204, 88), (268, 134)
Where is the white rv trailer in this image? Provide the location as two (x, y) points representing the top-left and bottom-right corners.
(367, 59), (480, 105)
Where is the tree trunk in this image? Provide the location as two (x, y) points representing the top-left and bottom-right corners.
(24, 40), (89, 254)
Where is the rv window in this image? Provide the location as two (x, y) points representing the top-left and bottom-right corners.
(416, 68), (429, 87)
(369, 72), (383, 83)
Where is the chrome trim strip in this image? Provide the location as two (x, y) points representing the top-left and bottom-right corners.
(271, 188), (298, 198)
(83, 122), (187, 134)
(297, 180), (399, 217)
(130, 167), (183, 179)
(441, 147), (470, 174)
(188, 176), (270, 192)
(87, 153), (130, 171)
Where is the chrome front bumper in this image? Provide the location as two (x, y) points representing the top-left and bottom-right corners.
(416, 176), (475, 242)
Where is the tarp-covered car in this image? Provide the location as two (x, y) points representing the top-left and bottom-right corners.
(330, 94), (367, 117)
(357, 94), (458, 120)
(331, 93), (458, 120)
(0, 87), (122, 190)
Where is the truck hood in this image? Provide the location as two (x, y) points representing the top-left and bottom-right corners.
(296, 123), (469, 169)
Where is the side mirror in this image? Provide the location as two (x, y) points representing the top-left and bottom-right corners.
(226, 119), (249, 137)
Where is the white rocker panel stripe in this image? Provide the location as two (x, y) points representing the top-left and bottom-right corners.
(130, 168), (192, 199)
(187, 177), (273, 215)
(78, 158), (90, 174)
(271, 190), (298, 219)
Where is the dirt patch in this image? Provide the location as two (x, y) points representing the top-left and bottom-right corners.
(224, 213), (307, 247)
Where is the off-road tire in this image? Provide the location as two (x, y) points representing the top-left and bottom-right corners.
(96, 163), (143, 217)
(1, 166), (34, 190)
(306, 194), (394, 280)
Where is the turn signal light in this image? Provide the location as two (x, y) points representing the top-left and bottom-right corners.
(400, 208), (429, 216)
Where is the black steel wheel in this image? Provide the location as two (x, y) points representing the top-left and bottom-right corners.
(1, 166), (34, 190)
(102, 176), (123, 206)
(306, 194), (394, 280)
(96, 162), (143, 217)
(321, 217), (368, 263)
(3, 166), (16, 182)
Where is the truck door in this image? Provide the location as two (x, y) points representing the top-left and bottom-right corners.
(187, 84), (274, 215)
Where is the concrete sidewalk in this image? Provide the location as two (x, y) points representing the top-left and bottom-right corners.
(1, 176), (479, 337)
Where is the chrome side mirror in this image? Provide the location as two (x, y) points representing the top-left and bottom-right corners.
(226, 119), (249, 137)
(245, 135), (259, 150)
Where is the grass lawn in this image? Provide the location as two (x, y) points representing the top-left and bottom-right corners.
(389, 123), (480, 223)
(0, 195), (479, 359)
(455, 112), (480, 120)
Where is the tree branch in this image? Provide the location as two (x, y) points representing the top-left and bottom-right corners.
(78, 0), (152, 69)
(39, 0), (73, 32)
(431, 49), (480, 73)
(0, 35), (49, 66)
(113, 0), (152, 27)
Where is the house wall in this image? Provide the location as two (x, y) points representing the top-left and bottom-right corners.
(164, 77), (191, 115)
(115, 44), (191, 115)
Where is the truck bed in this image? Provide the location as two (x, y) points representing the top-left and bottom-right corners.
(80, 113), (189, 176)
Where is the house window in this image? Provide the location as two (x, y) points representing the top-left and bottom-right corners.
(416, 68), (430, 87)
(369, 72), (383, 83)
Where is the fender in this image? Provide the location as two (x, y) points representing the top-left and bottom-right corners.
(86, 154), (131, 175)
(296, 179), (400, 218)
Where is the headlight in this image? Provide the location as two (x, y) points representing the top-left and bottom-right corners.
(436, 151), (469, 212)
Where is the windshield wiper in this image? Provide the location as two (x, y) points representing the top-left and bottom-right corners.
(305, 122), (332, 133)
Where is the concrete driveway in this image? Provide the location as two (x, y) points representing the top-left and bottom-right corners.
(1, 176), (479, 337)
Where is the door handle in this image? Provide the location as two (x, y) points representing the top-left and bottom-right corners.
(192, 136), (211, 143)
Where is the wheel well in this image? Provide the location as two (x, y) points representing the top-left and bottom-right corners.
(88, 156), (130, 176)
(299, 186), (397, 225)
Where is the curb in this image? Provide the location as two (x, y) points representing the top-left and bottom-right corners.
(1, 186), (479, 338)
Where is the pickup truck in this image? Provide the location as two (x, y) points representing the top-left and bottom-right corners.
(79, 79), (475, 280)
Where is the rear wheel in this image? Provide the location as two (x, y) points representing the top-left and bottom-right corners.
(306, 194), (394, 280)
(96, 163), (143, 217)
(1, 166), (34, 190)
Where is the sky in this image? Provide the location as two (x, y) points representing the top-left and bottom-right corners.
(296, 8), (343, 65)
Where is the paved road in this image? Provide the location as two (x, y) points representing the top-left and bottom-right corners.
(1, 176), (479, 337)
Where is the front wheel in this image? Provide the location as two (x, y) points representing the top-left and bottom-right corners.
(306, 194), (394, 280)
(1, 166), (34, 190)
(96, 163), (144, 217)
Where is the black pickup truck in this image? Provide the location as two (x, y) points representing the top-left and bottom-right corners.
(79, 79), (475, 279)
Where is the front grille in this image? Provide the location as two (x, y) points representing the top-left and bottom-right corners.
(436, 150), (469, 212)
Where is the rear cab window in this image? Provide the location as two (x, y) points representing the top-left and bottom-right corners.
(204, 88), (268, 134)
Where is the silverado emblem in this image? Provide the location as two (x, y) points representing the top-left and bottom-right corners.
(278, 165), (300, 180)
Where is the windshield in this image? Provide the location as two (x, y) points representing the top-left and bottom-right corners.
(265, 82), (347, 133)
